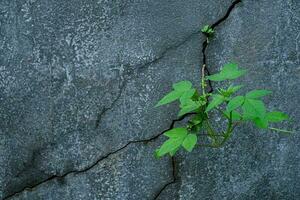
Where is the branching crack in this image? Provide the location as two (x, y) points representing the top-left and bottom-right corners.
(3, 1), (241, 199)
(153, 157), (177, 200)
(152, 1), (242, 199)
(94, 30), (201, 129)
(3, 112), (194, 200)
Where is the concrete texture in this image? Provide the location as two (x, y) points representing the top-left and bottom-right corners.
(0, 0), (299, 199)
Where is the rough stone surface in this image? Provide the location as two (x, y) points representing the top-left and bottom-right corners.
(9, 139), (172, 200)
(159, 0), (300, 199)
(0, 0), (299, 199)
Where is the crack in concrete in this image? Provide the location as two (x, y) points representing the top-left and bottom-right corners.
(3, 112), (195, 200)
(152, 1), (242, 199)
(3, 1), (242, 199)
(3, 27), (201, 200)
(94, 30), (201, 129)
(153, 157), (177, 200)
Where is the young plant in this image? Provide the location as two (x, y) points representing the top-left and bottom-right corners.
(154, 26), (292, 158)
(201, 25), (214, 39)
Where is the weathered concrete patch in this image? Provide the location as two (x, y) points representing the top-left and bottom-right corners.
(0, 0), (234, 198)
(160, 0), (300, 199)
(9, 139), (172, 200)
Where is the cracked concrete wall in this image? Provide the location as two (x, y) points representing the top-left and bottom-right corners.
(0, 0), (299, 199)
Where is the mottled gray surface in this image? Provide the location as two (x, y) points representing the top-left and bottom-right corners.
(159, 0), (300, 200)
(0, 0), (299, 199)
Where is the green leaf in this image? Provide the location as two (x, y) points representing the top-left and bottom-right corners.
(242, 98), (266, 120)
(179, 89), (196, 105)
(226, 69), (247, 79)
(246, 90), (272, 99)
(253, 117), (269, 129)
(232, 110), (242, 121)
(178, 100), (200, 116)
(207, 63), (247, 81)
(182, 134), (197, 152)
(201, 25), (214, 35)
(154, 149), (160, 159)
(156, 138), (183, 157)
(201, 25), (209, 32)
(164, 127), (187, 139)
(224, 110), (241, 121)
(169, 146), (180, 156)
(205, 94), (225, 112)
(190, 115), (203, 125)
(226, 96), (245, 112)
(225, 85), (243, 96)
(206, 73), (226, 81)
(155, 90), (183, 107)
(172, 81), (192, 91)
(266, 111), (289, 122)
(222, 63), (238, 72)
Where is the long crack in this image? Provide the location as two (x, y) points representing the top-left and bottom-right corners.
(3, 112), (195, 200)
(152, 1), (242, 199)
(3, 1), (242, 199)
(153, 157), (177, 200)
(94, 30), (201, 129)
(3, 29), (201, 200)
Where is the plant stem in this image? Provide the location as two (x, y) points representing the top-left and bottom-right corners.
(269, 127), (294, 134)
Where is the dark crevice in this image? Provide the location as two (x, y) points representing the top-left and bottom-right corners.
(152, 1), (242, 199)
(3, 1), (242, 199)
(210, 0), (242, 29)
(3, 113), (194, 200)
(4, 27), (200, 200)
(203, 0), (242, 93)
(94, 77), (127, 128)
(94, 30), (201, 129)
(153, 157), (177, 200)
(94, 0), (239, 129)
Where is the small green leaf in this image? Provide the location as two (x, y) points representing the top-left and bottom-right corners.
(201, 25), (209, 32)
(242, 98), (266, 119)
(182, 134), (197, 152)
(206, 73), (226, 81)
(169, 146), (180, 156)
(201, 25), (214, 36)
(156, 138), (183, 157)
(266, 111), (289, 122)
(155, 90), (183, 107)
(207, 63), (247, 81)
(222, 63), (238, 72)
(224, 110), (241, 121)
(226, 69), (247, 80)
(154, 149), (160, 159)
(205, 94), (225, 112)
(225, 85), (243, 96)
(253, 117), (269, 129)
(178, 100), (200, 116)
(172, 81), (192, 91)
(179, 89), (196, 105)
(232, 110), (242, 121)
(246, 90), (272, 99)
(226, 96), (245, 112)
(164, 127), (187, 139)
(190, 115), (203, 125)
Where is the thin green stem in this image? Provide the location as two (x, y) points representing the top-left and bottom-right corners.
(269, 127), (294, 134)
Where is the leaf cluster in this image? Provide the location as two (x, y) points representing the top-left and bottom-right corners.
(201, 25), (214, 38)
(155, 63), (290, 158)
